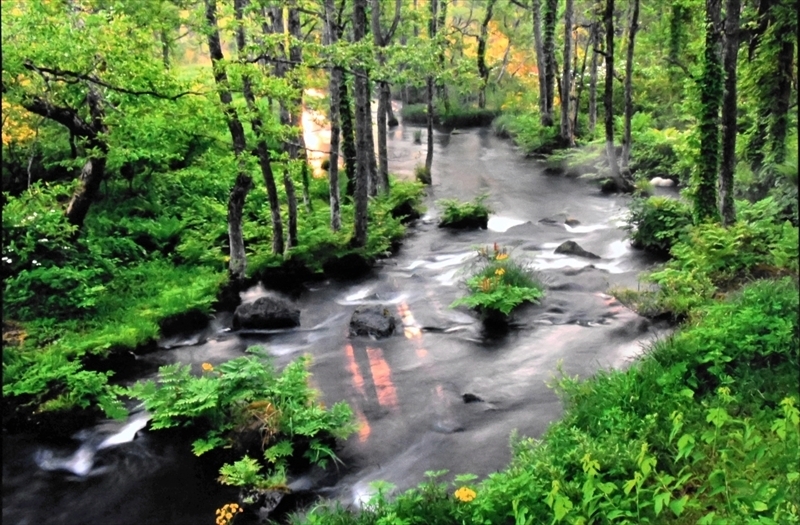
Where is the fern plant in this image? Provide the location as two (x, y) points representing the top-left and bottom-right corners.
(126, 348), (355, 488)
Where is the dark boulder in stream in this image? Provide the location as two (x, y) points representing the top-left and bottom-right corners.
(349, 305), (398, 338)
(233, 295), (300, 330)
(555, 240), (601, 259)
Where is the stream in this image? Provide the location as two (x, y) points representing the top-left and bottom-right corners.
(3, 122), (673, 525)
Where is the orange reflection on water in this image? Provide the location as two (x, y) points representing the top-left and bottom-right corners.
(366, 346), (399, 409)
(397, 301), (422, 341)
(355, 407), (371, 443)
(344, 344), (366, 397)
(416, 348), (428, 358)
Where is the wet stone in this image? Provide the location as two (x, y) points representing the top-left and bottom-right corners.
(554, 241), (601, 260)
(349, 305), (398, 339)
(233, 295), (300, 330)
(462, 393), (484, 403)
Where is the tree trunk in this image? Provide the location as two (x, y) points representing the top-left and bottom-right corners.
(621, 0), (640, 168)
(425, 0), (437, 175)
(588, 21), (600, 135)
(768, 11), (794, 166)
(694, 0), (723, 223)
(204, 0), (253, 281)
(65, 140), (107, 229)
(234, 0), (284, 255)
(477, 0), (496, 109)
(532, 0), (548, 125)
(436, 0), (450, 111)
(372, 0), (402, 194)
(325, 0), (342, 231)
(339, 76), (357, 198)
(542, 0), (558, 126)
(573, 25), (593, 133)
(719, 0), (740, 225)
(352, 0), (370, 247)
(603, 0), (621, 187)
(560, 0), (574, 145)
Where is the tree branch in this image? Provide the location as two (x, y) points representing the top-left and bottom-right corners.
(23, 61), (203, 100)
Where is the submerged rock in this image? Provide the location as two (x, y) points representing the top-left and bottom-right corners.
(349, 305), (397, 338)
(233, 295), (300, 330)
(462, 393), (484, 403)
(555, 241), (601, 260)
(564, 218), (581, 227)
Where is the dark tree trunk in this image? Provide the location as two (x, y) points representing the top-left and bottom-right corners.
(352, 0), (370, 247)
(589, 20), (601, 134)
(768, 12), (794, 166)
(372, 0), (402, 194)
(477, 0), (497, 109)
(542, 0), (558, 126)
(436, 0), (450, 111)
(339, 76), (358, 198)
(560, 0), (574, 145)
(205, 0), (253, 281)
(425, 0), (437, 175)
(694, 0), (723, 223)
(234, 0), (284, 255)
(532, 0), (548, 126)
(65, 139), (107, 229)
(621, 0), (640, 168)
(719, 0), (740, 225)
(604, 0), (621, 187)
(325, 0), (342, 231)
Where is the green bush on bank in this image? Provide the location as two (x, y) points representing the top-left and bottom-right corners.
(625, 196), (693, 255)
(293, 277), (799, 525)
(2, 160), (425, 420)
(437, 195), (492, 229)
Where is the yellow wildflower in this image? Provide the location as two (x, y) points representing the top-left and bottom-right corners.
(495, 268), (506, 276)
(454, 486), (477, 502)
(496, 253), (509, 261)
(202, 362), (214, 372)
(480, 277), (493, 292)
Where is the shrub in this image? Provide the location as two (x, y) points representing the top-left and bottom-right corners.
(490, 113), (561, 154)
(414, 164), (431, 184)
(437, 195), (491, 229)
(451, 244), (544, 320)
(625, 196), (693, 255)
(127, 349), (356, 488)
(645, 197), (799, 316)
(320, 158), (330, 171)
(401, 104), (428, 125)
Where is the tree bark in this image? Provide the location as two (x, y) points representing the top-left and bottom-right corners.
(694, 0), (723, 222)
(603, 0), (621, 186)
(233, 0), (284, 255)
(589, 19), (601, 134)
(621, 0), (640, 168)
(425, 0), (437, 175)
(477, 0), (497, 109)
(372, 0), (402, 194)
(560, 0), (575, 145)
(719, 0), (740, 225)
(542, 0), (558, 126)
(204, 0), (253, 281)
(339, 76), (357, 198)
(436, 0), (450, 111)
(352, 0), (370, 247)
(531, 0), (548, 125)
(325, 0), (342, 231)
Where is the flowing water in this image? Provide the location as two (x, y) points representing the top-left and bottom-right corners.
(3, 122), (673, 525)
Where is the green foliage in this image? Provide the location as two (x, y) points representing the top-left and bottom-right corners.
(436, 195), (491, 228)
(451, 244), (544, 318)
(646, 197), (799, 316)
(630, 123), (694, 184)
(491, 113), (560, 154)
(127, 349), (355, 488)
(626, 196), (693, 255)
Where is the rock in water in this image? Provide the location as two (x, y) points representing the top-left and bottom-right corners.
(554, 240), (601, 260)
(233, 295), (300, 329)
(349, 305), (397, 338)
(650, 176), (675, 187)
